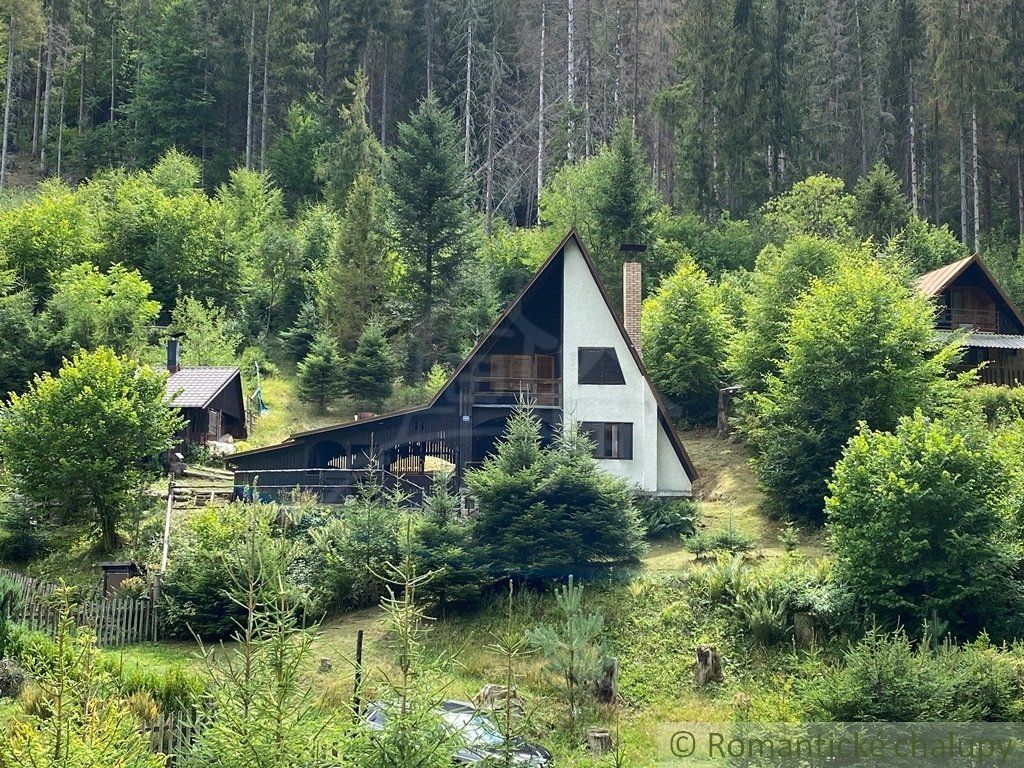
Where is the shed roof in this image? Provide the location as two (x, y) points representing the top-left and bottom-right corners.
(937, 331), (1024, 350)
(916, 255), (975, 297)
(166, 367), (241, 409)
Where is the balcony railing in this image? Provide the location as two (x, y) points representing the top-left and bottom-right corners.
(471, 377), (561, 407)
(936, 306), (1000, 333)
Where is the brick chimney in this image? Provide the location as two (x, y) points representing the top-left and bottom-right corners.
(623, 261), (642, 354)
(167, 335), (182, 374)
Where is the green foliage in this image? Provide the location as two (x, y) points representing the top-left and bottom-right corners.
(46, 262), (160, 357)
(742, 255), (956, 522)
(657, 212), (762, 278)
(412, 474), (488, 614)
(268, 100), (332, 211)
(389, 93), (479, 378)
(634, 496), (700, 539)
(0, 574), (22, 658)
(297, 330), (344, 414)
(321, 171), (392, 352)
(884, 216), (968, 274)
(0, 589), (164, 768)
(186, 514), (345, 768)
(964, 384), (1024, 425)
(760, 175), (856, 244)
(591, 119), (659, 305)
(169, 296), (243, 366)
(281, 299), (324, 363)
(526, 576), (606, 730)
(804, 629), (1023, 721)
(0, 349), (180, 552)
(467, 408), (647, 578)
(341, 321), (398, 408)
(683, 519), (758, 557)
(852, 162), (913, 244)
(827, 412), (1021, 637)
(0, 270), (45, 394)
(160, 503), (285, 640)
(304, 485), (401, 611)
(0, 180), (102, 300)
(316, 72), (385, 211)
(641, 257), (730, 424)
(729, 236), (848, 390)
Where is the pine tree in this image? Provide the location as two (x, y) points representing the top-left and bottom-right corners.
(296, 329), (343, 414)
(853, 161), (914, 243)
(341, 321), (397, 408)
(389, 93), (478, 379)
(316, 71), (384, 211)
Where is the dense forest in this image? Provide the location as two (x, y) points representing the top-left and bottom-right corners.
(3, 0), (1024, 244)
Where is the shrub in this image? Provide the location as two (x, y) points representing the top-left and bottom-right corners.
(683, 519), (757, 557)
(0, 657), (25, 699)
(160, 503), (284, 640)
(964, 384), (1024, 425)
(467, 408), (647, 578)
(635, 496), (700, 539)
(827, 411), (1021, 638)
(804, 629), (1023, 721)
(0, 573), (22, 657)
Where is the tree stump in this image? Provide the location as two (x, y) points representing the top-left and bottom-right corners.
(473, 684), (525, 716)
(318, 657), (332, 674)
(594, 657), (619, 703)
(586, 728), (613, 755)
(793, 612), (815, 649)
(693, 645), (724, 686)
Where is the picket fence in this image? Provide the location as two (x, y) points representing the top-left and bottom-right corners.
(147, 710), (200, 765)
(0, 568), (155, 646)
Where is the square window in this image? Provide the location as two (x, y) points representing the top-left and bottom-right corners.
(578, 347), (625, 385)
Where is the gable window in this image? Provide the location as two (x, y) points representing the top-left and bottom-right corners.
(578, 347), (625, 385)
(581, 422), (633, 460)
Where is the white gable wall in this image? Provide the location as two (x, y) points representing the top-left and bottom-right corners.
(560, 239), (691, 496)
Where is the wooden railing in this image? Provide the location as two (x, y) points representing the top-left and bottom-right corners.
(936, 306), (1000, 332)
(471, 377), (561, 407)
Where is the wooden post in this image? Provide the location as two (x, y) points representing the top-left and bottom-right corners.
(353, 629), (364, 715)
(161, 476), (174, 573)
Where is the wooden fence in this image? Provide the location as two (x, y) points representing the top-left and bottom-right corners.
(0, 568), (155, 646)
(147, 710), (200, 765)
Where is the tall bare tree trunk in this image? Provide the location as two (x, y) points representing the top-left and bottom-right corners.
(1018, 149), (1024, 242)
(245, 0), (256, 169)
(536, 0), (546, 217)
(463, 17), (472, 166)
(583, 0), (592, 154)
(40, 0), (56, 173)
(77, 44), (85, 132)
(380, 40), (387, 147)
(908, 63), (918, 215)
(959, 123), (968, 245)
(484, 42), (497, 234)
(1, 17), (15, 191)
(854, 0), (867, 175)
(56, 39), (67, 177)
(259, 0), (271, 172)
(933, 102), (941, 223)
(565, 0), (575, 161)
(31, 43), (42, 155)
(612, 0), (621, 119)
(971, 101), (980, 253)
(109, 20), (115, 125)
(425, 0), (434, 93)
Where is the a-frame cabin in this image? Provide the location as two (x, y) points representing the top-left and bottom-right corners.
(228, 231), (696, 500)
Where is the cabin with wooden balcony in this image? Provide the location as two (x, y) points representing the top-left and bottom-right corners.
(228, 231), (696, 501)
(917, 254), (1024, 386)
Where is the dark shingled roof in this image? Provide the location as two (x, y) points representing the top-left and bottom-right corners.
(165, 367), (241, 409)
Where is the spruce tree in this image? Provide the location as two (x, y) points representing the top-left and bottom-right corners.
(593, 119), (658, 306)
(389, 93), (477, 379)
(342, 321), (398, 409)
(853, 162), (914, 244)
(321, 171), (392, 352)
(297, 330), (344, 414)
